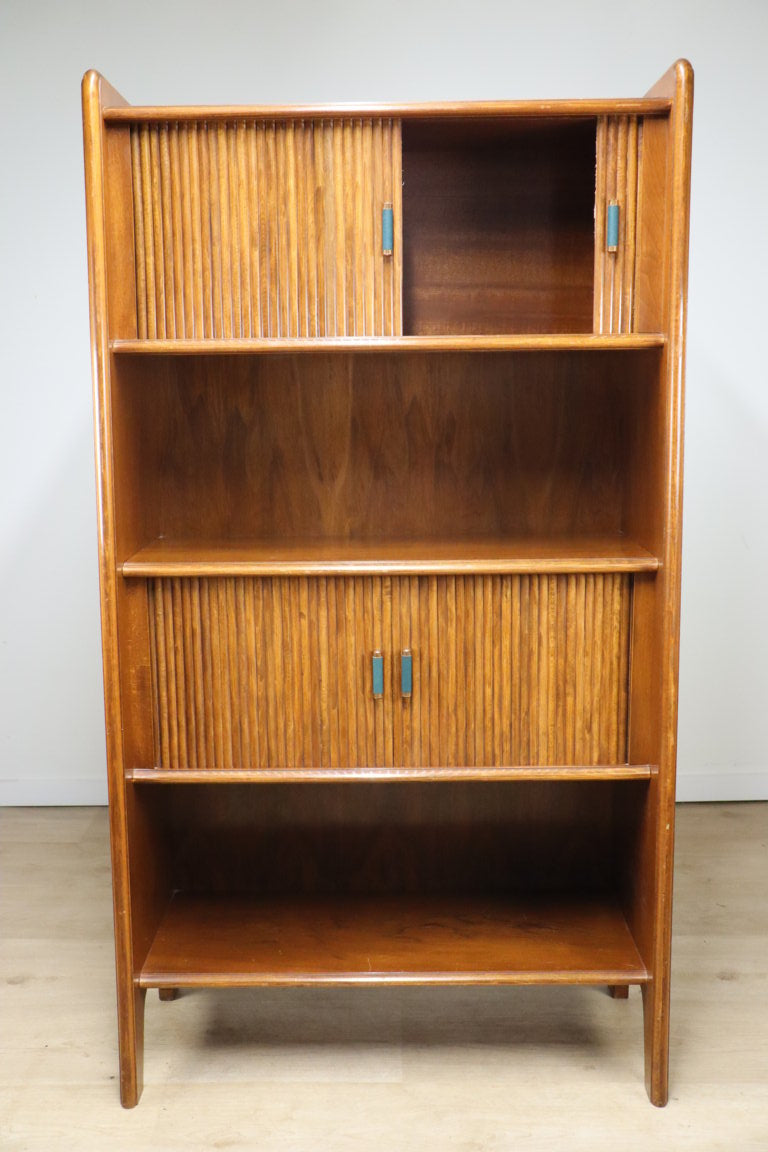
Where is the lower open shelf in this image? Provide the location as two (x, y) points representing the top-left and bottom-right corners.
(138, 893), (648, 989)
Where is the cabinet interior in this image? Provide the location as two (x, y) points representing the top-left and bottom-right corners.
(402, 118), (597, 335)
(110, 348), (662, 564)
(129, 780), (650, 988)
(136, 779), (641, 896)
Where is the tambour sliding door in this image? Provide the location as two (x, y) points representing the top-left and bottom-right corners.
(128, 117), (403, 338)
(594, 114), (641, 335)
(147, 573), (631, 771)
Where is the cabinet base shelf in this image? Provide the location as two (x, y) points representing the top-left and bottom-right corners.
(138, 894), (648, 988)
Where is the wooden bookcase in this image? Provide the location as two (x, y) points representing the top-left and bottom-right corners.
(82, 62), (693, 1107)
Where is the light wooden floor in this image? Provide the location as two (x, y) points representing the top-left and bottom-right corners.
(1, 803), (767, 1150)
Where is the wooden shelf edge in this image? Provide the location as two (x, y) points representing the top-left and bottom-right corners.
(122, 557), (659, 577)
(110, 334), (666, 356)
(127, 765), (656, 783)
(136, 894), (649, 989)
(119, 537), (660, 579)
(137, 970), (648, 989)
(104, 98), (671, 123)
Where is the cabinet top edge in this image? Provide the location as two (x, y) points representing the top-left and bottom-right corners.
(102, 98), (671, 123)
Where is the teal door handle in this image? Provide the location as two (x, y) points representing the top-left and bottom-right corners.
(382, 204), (393, 256)
(607, 201), (619, 252)
(372, 651), (384, 699)
(401, 649), (412, 699)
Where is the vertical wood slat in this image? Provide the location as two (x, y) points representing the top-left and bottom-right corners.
(129, 119), (401, 339)
(148, 574), (631, 771)
(594, 116), (641, 334)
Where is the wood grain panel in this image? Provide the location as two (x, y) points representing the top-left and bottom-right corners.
(139, 893), (647, 986)
(148, 573), (631, 770)
(143, 777), (621, 897)
(127, 119), (401, 339)
(403, 119), (596, 335)
(594, 116), (640, 334)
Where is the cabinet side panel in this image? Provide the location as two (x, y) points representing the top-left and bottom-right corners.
(128, 118), (401, 338)
(625, 61), (692, 1106)
(83, 69), (147, 1109)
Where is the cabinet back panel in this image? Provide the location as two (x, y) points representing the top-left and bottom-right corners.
(147, 573), (630, 770)
(402, 119), (596, 335)
(111, 350), (652, 554)
(147, 780), (619, 895)
(125, 118), (402, 339)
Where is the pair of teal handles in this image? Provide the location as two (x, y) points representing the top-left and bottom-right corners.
(372, 650), (412, 700)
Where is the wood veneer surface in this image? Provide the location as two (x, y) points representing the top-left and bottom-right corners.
(122, 535), (658, 576)
(139, 893), (648, 986)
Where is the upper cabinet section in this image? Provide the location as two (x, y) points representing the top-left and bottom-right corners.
(93, 86), (676, 344)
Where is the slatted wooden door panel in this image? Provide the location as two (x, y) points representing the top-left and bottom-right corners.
(396, 573), (631, 768)
(594, 115), (640, 335)
(129, 118), (402, 338)
(147, 573), (631, 770)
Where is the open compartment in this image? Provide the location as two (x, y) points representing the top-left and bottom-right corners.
(129, 780), (650, 987)
(402, 118), (597, 335)
(110, 347), (663, 572)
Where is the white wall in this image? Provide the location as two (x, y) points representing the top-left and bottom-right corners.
(1, 0), (766, 804)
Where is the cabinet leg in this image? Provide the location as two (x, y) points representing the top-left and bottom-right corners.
(641, 980), (670, 1107)
(117, 985), (146, 1108)
(608, 984), (629, 999)
(158, 987), (179, 1002)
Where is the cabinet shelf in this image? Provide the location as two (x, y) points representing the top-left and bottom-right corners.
(120, 535), (659, 577)
(128, 765), (655, 784)
(111, 334), (665, 356)
(138, 893), (648, 989)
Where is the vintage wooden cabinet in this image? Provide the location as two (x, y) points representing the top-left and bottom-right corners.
(82, 62), (692, 1106)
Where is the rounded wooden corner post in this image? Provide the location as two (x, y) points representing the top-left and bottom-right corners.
(82, 68), (144, 1108)
(640, 58), (694, 1109)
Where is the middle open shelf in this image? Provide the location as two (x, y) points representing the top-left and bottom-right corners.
(110, 345), (663, 582)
